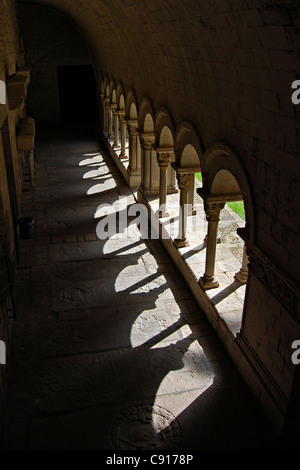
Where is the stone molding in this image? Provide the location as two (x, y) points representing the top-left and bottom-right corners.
(236, 331), (288, 417)
(238, 228), (300, 322)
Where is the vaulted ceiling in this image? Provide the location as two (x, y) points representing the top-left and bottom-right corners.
(18, 0), (299, 117)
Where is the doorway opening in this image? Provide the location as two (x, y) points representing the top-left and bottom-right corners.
(57, 65), (98, 125)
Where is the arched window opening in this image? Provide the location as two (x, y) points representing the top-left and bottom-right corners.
(198, 167), (251, 336)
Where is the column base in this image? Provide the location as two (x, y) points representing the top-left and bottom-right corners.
(127, 167), (141, 176)
(167, 186), (178, 195)
(158, 210), (169, 218)
(198, 275), (219, 290)
(188, 208), (197, 216)
(113, 143), (120, 149)
(119, 153), (127, 160)
(174, 238), (189, 248)
(139, 184), (160, 195)
(234, 270), (248, 284)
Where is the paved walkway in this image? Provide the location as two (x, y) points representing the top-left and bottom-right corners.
(0, 124), (274, 450)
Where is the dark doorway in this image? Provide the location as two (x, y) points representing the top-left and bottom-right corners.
(57, 65), (98, 125)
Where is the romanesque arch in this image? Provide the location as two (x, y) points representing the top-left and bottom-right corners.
(202, 142), (255, 242)
(172, 122), (203, 247)
(154, 108), (177, 217)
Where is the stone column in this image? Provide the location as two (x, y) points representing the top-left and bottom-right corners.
(136, 135), (141, 174)
(139, 133), (156, 194)
(156, 151), (171, 218)
(167, 154), (177, 195)
(112, 105), (120, 149)
(234, 243), (249, 284)
(107, 103), (113, 140)
(188, 176), (197, 215)
(100, 92), (105, 132)
(118, 113), (127, 159)
(127, 121), (139, 174)
(103, 98), (110, 135)
(174, 173), (194, 248)
(199, 202), (225, 290)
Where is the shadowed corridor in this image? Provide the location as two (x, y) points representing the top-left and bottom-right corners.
(0, 124), (276, 450)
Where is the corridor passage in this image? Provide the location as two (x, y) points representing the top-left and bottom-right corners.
(1, 125), (274, 450)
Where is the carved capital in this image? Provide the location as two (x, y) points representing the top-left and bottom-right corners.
(139, 134), (155, 151)
(157, 153), (170, 167)
(177, 173), (194, 191)
(119, 114), (127, 125)
(141, 142), (153, 151)
(128, 124), (138, 136)
(204, 202), (225, 222)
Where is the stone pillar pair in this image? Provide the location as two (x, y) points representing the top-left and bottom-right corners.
(171, 166), (201, 248)
(108, 106), (128, 160)
(127, 120), (141, 176)
(156, 148), (174, 218)
(118, 113), (127, 159)
(138, 132), (156, 194)
(102, 97), (110, 136)
(138, 138), (177, 204)
(199, 201), (225, 289)
(198, 198), (249, 290)
(107, 102), (113, 140)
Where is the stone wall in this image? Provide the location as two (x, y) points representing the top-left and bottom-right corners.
(0, 0), (20, 77)
(0, 0), (23, 411)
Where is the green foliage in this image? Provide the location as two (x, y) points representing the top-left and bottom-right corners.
(227, 201), (245, 220)
(195, 173), (245, 220)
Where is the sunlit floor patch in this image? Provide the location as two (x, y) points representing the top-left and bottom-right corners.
(87, 179), (117, 195)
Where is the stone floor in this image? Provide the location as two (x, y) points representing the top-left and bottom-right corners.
(0, 123), (276, 450)
(109, 132), (248, 337)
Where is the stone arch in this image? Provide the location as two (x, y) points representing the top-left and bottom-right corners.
(111, 89), (117, 105)
(136, 97), (158, 196)
(138, 97), (154, 133)
(174, 122), (203, 169)
(124, 89), (141, 185)
(116, 83), (125, 111)
(99, 73), (105, 94)
(154, 107), (175, 147)
(154, 108), (177, 196)
(109, 79), (116, 102)
(203, 142), (255, 242)
(125, 89), (138, 121)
